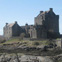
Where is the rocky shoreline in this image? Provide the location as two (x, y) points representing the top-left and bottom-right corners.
(0, 42), (62, 62)
(0, 53), (62, 62)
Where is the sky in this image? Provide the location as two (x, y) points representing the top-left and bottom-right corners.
(0, 0), (62, 35)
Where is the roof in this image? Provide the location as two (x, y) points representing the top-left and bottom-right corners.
(8, 23), (15, 27)
(36, 8), (55, 18)
(21, 26), (25, 29)
(4, 21), (18, 28)
(38, 10), (49, 17)
(21, 25), (33, 29)
(4, 23), (15, 28)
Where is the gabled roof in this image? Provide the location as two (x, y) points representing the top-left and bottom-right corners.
(4, 21), (18, 28)
(36, 8), (55, 18)
(8, 23), (15, 27)
(41, 11), (49, 15)
(21, 26), (25, 29)
(21, 25), (33, 29)
(36, 11), (48, 18)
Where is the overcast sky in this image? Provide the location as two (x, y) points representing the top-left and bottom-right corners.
(0, 0), (62, 35)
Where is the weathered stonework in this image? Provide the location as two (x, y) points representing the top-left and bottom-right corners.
(34, 8), (60, 38)
(3, 21), (24, 40)
(3, 8), (60, 40)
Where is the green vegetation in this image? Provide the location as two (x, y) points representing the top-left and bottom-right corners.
(33, 42), (39, 45)
(58, 61), (62, 62)
(0, 37), (56, 47)
(7, 38), (20, 42)
(3, 38), (20, 44)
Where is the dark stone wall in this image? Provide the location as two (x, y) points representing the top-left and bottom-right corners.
(36, 25), (47, 39)
(12, 23), (24, 36)
(29, 26), (37, 39)
(44, 12), (59, 38)
(44, 12), (59, 33)
(4, 8), (60, 39)
(34, 8), (60, 38)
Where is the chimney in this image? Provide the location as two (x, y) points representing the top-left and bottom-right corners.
(15, 21), (17, 24)
(6, 23), (8, 26)
(25, 23), (28, 26)
(49, 8), (53, 11)
(40, 11), (43, 13)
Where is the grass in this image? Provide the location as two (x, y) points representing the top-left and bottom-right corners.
(24, 40), (49, 47)
(2, 38), (21, 44)
(0, 38), (51, 47)
(7, 38), (20, 42)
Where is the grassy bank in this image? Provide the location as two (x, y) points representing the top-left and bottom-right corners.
(0, 38), (51, 47)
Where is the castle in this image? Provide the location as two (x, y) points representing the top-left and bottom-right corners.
(3, 8), (60, 40)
